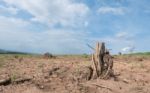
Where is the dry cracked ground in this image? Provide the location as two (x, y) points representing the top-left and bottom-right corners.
(0, 55), (150, 93)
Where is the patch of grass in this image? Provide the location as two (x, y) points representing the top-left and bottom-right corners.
(116, 52), (150, 57)
(0, 56), (7, 68)
(0, 62), (4, 68)
(132, 52), (150, 56)
(11, 74), (17, 82)
(81, 54), (89, 58)
(10, 72), (20, 82)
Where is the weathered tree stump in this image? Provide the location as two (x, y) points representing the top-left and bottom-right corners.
(92, 42), (114, 79)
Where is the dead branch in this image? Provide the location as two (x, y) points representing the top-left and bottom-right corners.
(92, 84), (113, 91)
(86, 43), (95, 50)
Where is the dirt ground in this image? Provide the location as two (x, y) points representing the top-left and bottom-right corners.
(0, 55), (150, 93)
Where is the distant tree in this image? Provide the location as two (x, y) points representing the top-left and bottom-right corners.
(118, 52), (122, 55)
(43, 52), (54, 59)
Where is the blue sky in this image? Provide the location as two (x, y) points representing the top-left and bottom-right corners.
(0, 0), (150, 54)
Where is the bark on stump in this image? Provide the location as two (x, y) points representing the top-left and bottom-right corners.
(92, 42), (113, 79)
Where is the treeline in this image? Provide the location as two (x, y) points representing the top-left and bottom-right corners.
(131, 52), (150, 56)
(0, 49), (29, 54)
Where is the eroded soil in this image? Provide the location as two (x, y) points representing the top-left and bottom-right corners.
(0, 55), (150, 93)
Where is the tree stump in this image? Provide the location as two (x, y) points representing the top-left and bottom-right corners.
(92, 42), (114, 79)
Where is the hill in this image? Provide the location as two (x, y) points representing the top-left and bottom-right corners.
(0, 49), (28, 54)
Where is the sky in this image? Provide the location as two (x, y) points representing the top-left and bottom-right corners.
(0, 0), (150, 54)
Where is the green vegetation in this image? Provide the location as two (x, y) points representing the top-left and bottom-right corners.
(58, 54), (90, 57)
(131, 52), (150, 56)
(0, 61), (4, 68)
(81, 54), (89, 58)
(11, 74), (17, 82)
(115, 52), (150, 57)
(0, 55), (8, 68)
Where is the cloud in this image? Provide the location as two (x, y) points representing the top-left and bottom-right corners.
(0, 16), (29, 30)
(122, 46), (135, 52)
(116, 32), (127, 38)
(97, 6), (125, 15)
(1, 0), (150, 54)
(2, 0), (90, 28)
(0, 5), (18, 15)
(88, 31), (136, 54)
(115, 32), (133, 40)
(0, 15), (89, 54)
(0, 0), (91, 54)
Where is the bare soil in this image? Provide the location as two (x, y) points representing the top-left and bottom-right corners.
(0, 55), (150, 93)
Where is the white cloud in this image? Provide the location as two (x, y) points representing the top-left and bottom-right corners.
(116, 32), (127, 38)
(122, 46), (135, 53)
(87, 31), (136, 54)
(0, 0), (91, 54)
(0, 16), (89, 54)
(0, 0), (149, 55)
(0, 16), (29, 30)
(115, 32), (133, 40)
(97, 6), (125, 15)
(3, 0), (90, 28)
(116, 31), (130, 40)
